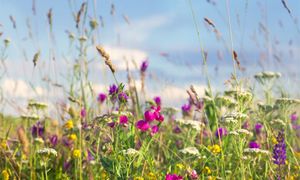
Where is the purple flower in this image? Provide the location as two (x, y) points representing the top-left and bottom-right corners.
(165, 173), (183, 180)
(97, 93), (107, 103)
(215, 127), (227, 138)
(49, 135), (58, 147)
(153, 96), (161, 106)
(144, 110), (155, 122)
(181, 103), (191, 113)
(249, 141), (260, 149)
(118, 92), (128, 102)
(189, 170), (198, 179)
(119, 115), (128, 124)
(109, 84), (118, 95)
(80, 108), (86, 118)
(173, 126), (182, 134)
(255, 123), (263, 134)
(31, 122), (44, 138)
(63, 161), (71, 172)
(242, 121), (250, 129)
(151, 125), (159, 135)
(140, 60), (149, 72)
(273, 131), (286, 165)
(107, 121), (116, 128)
(87, 150), (94, 161)
(290, 113), (298, 122)
(136, 120), (150, 132)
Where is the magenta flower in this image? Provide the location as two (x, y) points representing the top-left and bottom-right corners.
(165, 173), (183, 180)
(154, 96), (161, 106)
(119, 115), (128, 124)
(140, 60), (149, 72)
(151, 125), (159, 135)
(31, 121), (44, 138)
(181, 103), (191, 112)
(136, 120), (150, 132)
(249, 141), (260, 149)
(215, 127), (227, 138)
(97, 93), (107, 103)
(255, 123), (263, 134)
(109, 84), (118, 95)
(144, 110), (155, 122)
(290, 113), (298, 122)
(156, 114), (164, 122)
(80, 108), (86, 118)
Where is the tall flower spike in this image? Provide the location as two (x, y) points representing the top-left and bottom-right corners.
(273, 131), (286, 165)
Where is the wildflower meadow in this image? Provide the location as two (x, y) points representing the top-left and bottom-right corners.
(0, 0), (300, 180)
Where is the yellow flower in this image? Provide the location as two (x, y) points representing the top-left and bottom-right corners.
(1, 170), (9, 180)
(295, 152), (300, 158)
(207, 176), (216, 180)
(100, 171), (107, 179)
(176, 163), (184, 170)
(0, 140), (7, 149)
(64, 120), (74, 130)
(203, 166), (211, 175)
(72, 149), (81, 158)
(69, 134), (77, 141)
(272, 137), (278, 145)
(134, 177), (144, 180)
(147, 172), (156, 180)
(208, 144), (221, 154)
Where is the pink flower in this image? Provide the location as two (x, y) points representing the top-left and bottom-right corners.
(165, 173), (183, 180)
(189, 170), (198, 179)
(119, 115), (128, 124)
(97, 93), (107, 103)
(154, 96), (161, 106)
(80, 108), (86, 118)
(151, 125), (159, 135)
(156, 114), (164, 122)
(136, 120), (150, 132)
(144, 110), (155, 122)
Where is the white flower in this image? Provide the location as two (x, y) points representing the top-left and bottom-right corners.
(175, 119), (204, 131)
(179, 147), (199, 156)
(243, 148), (269, 155)
(37, 148), (58, 157)
(122, 148), (139, 155)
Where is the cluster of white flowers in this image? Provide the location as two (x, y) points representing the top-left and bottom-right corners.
(111, 111), (133, 117)
(229, 129), (252, 137)
(21, 114), (40, 120)
(175, 119), (205, 131)
(179, 147), (200, 156)
(121, 148), (139, 155)
(37, 148), (58, 157)
(243, 148), (269, 155)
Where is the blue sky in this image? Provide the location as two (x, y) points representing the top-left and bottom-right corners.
(0, 0), (300, 114)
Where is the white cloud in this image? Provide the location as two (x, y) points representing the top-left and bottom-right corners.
(117, 14), (171, 44)
(1, 78), (45, 99)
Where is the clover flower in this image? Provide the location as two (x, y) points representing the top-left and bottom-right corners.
(80, 108), (86, 118)
(255, 123), (263, 134)
(154, 96), (161, 106)
(215, 127), (227, 138)
(118, 91), (128, 102)
(136, 120), (150, 132)
(165, 173), (183, 180)
(249, 141), (260, 149)
(49, 135), (58, 147)
(290, 113), (298, 122)
(273, 131), (286, 165)
(109, 84), (118, 95)
(151, 125), (159, 135)
(97, 93), (107, 103)
(119, 115), (128, 125)
(181, 103), (191, 113)
(188, 169), (198, 179)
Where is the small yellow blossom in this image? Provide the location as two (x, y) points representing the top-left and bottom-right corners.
(69, 134), (77, 141)
(272, 137), (278, 145)
(64, 120), (74, 130)
(147, 172), (156, 180)
(176, 163), (184, 170)
(203, 166), (211, 175)
(72, 149), (81, 158)
(295, 152), (300, 158)
(208, 144), (221, 154)
(100, 171), (107, 179)
(1, 170), (9, 180)
(207, 176), (216, 180)
(0, 140), (7, 149)
(134, 177), (144, 180)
